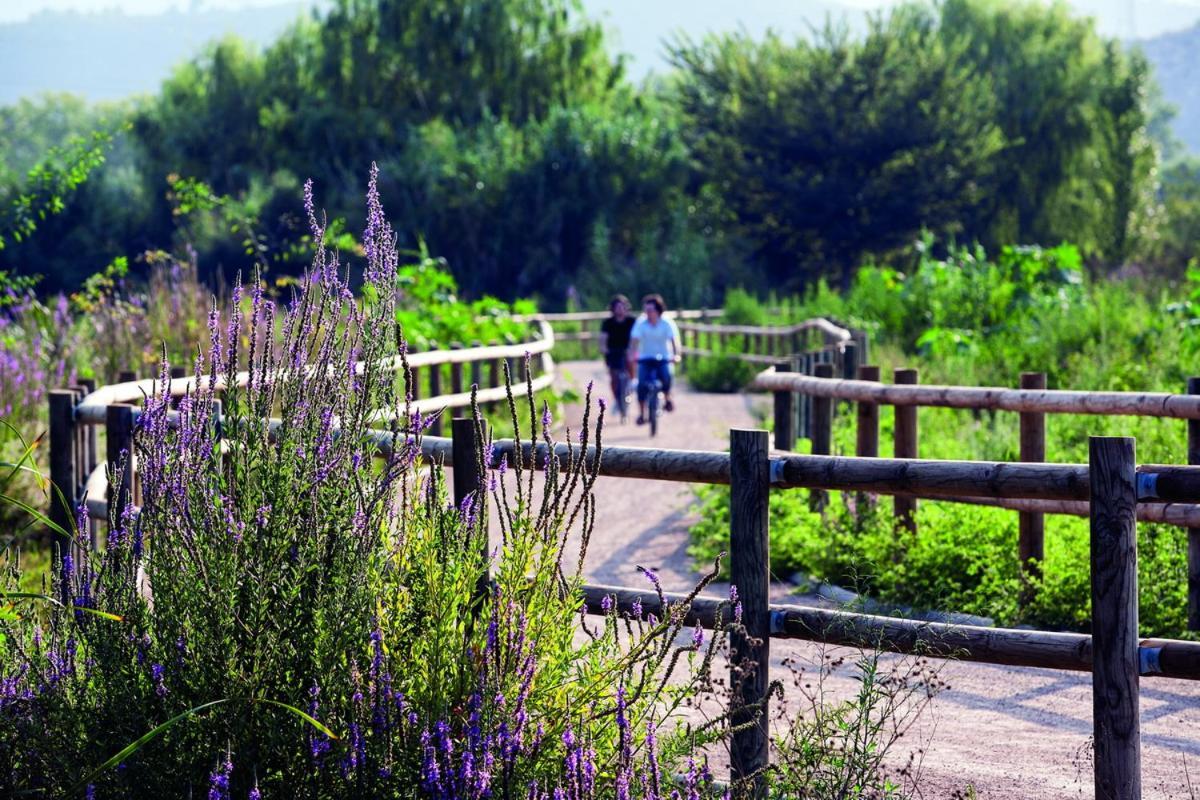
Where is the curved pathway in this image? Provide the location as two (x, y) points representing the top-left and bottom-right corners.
(553, 359), (1200, 800)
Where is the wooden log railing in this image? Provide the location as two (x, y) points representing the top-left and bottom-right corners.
(433, 427), (1200, 800)
(752, 363), (1200, 634)
(53, 395), (1200, 800)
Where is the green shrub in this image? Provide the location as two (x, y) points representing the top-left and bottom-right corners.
(0, 181), (730, 797)
(685, 354), (760, 393)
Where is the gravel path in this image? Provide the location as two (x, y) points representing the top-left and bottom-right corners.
(548, 359), (1200, 799)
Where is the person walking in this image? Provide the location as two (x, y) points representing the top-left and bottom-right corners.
(628, 293), (681, 426)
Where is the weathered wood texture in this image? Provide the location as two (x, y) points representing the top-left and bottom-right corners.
(451, 418), (489, 602)
(893, 368), (919, 532)
(855, 366), (881, 459)
(752, 369), (1200, 419)
(1090, 437), (1141, 800)
(412, 436), (1200, 503)
(105, 404), (136, 519)
(1190, 377), (1200, 630)
(577, 584), (1200, 680)
(48, 390), (77, 591)
(1019, 372), (1047, 581)
(73, 321), (555, 425)
(729, 429), (770, 799)
(811, 363), (834, 512)
(773, 361), (795, 452)
(891, 492), (1200, 527)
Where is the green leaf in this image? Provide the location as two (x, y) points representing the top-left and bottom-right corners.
(72, 700), (230, 791)
(255, 698), (340, 740)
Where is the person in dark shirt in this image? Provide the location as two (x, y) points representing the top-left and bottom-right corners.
(599, 294), (635, 419)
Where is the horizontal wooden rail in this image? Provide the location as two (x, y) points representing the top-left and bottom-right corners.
(578, 584), (1200, 681)
(681, 318), (852, 342)
(898, 492), (1200, 528)
(509, 309), (721, 323)
(418, 438), (1200, 504)
(753, 368), (1200, 420)
(73, 321), (553, 425)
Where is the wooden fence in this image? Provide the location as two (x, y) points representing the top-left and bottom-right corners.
(47, 321), (555, 549)
(43, 314), (1200, 800)
(752, 363), (1200, 632)
(435, 425), (1200, 800)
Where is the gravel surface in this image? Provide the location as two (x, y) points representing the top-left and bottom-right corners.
(497, 359), (1200, 798)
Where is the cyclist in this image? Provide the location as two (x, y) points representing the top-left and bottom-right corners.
(599, 294), (635, 419)
(628, 293), (681, 426)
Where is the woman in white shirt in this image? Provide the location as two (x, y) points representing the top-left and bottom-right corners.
(628, 293), (681, 425)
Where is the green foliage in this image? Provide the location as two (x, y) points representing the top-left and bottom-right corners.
(0, 226), (727, 795)
(686, 356), (759, 394)
(691, 242), (1200, 637)
(0, 128), (114, 252)
(720, 288), (766, 326)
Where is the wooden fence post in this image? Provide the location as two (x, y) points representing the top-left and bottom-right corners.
(1019, 372), (1047, 595)
(799, 353), (813, 439)
(169, 366), (186, 409)
(78, 378), (99, 547)
(48, 390), (77, 596)
(773, 361), (795, 452)
(452, 417), (490, 603)
(893, 368), (919, 533)
(106, 404), (136, 522)
(811, 363), (834, 511)
(1089, 436), (1140, 800)
(1189, 376), (1200, 631)
(729, 428), (770, 800)
(841, 341), (858, 381)
(856, 365), (881, 512)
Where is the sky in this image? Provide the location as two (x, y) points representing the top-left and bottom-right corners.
(6, 0), (1200, 43)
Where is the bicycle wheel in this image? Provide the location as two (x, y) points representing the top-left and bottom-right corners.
(648, 385), (659, 437)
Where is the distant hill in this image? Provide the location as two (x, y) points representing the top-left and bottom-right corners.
(1141, 22), (1200, 154)
(0, 4), (318, 105)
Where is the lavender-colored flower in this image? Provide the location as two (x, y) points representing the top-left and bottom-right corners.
(208, 756), (232, 800)
(600, 594), (614, 614)
(691, 625), (705, 649)
(151, 663), (167, 697)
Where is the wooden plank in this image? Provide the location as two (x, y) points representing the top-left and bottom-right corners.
(1089, 436), (1141, 800)
(1020, 372), (1048, 591)
(729, 429), (770, 799)
(894, 368), (919, 533)
(752, 370), (1200, 420)
(48, 390), (77, 596)
(841, 341), (858, 381)
(1190, 376), (1200, 630)
(452, 418), (489, 604)
(811, 363), (834, 511)
(578, 585), (1200, 680)
(773, 361), (795, 452)
(855, 365), (881, 511)
(106, 404), (136, 522)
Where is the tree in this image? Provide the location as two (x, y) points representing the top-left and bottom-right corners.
(671, 6), (1002, 290)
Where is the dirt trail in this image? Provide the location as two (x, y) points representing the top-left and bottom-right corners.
(550, 358), (1200, 800)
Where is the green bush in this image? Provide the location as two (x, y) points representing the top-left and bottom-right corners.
(685, 354), (760, 393)
(689, 241), (1200, 638)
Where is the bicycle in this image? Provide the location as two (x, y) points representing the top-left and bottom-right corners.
(637, 355), (670, 437)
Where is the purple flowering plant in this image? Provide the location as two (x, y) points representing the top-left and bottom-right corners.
(0, 168), (732, 798)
